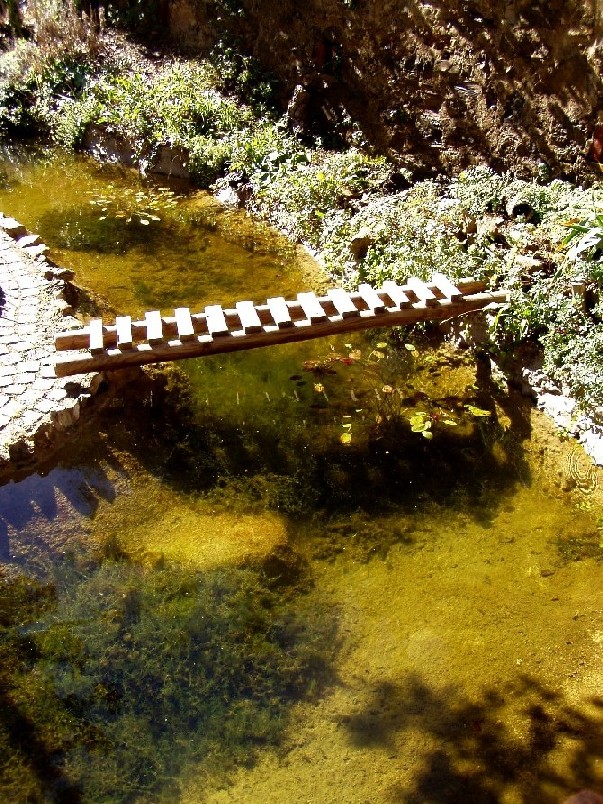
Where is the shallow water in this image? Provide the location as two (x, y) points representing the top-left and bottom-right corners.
(1, 148), (603, 804)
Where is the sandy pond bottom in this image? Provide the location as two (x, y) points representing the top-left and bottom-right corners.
(193, 479), (603, 804)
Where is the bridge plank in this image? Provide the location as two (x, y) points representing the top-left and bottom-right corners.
(381, 281), (412, 309)
(89, 318), (105, 354)
(327, 288), (359, 318)
(205, 304), (229, 337)
(175, 307), (196, 341)
(267, 297), (294, 328)
(358, 283), (386, 313)
(298, 292), (327, 323)
(145, 310), (164, 344)
(431, 272), (463, 301)
(116, 316), (133, 350)
(406, 277), (438, 306)
(236, 300), (262, 333)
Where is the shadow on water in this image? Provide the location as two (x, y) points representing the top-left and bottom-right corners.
(0, 467), (116, 565)
(340, 672), (603, 804)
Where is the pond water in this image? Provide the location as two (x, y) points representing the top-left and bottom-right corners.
(1, 147), (603, 804)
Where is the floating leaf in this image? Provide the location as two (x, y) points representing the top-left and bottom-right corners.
(340, 432), (352, 445)
(370, 350), (385, 360)
(409, 412), (427, 427)
(344, 343), (352, 349)
(376, 342), (388, 349)
(441, 418), (458, 426)
(139, 218), (150, 225)
(349, 350), (362, 360)
(404, 343), (417, 351)
(422, 430), (433, 439)
(465, 405), (491, 417)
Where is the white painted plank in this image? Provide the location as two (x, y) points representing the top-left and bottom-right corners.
(406, 277), (438, 306)
(236, 300), (262, 333)
(381, 281), (412, 309)
(298, 291), (327, 323)
(205, 304), (229, 337)
(89, 318), (105, 354)
(327, 287), (359, 318)
(116, 316), (133, 350)
(431, 272), (463, 301)
(267, 297), (293, 328)
(358, 283), (386, 313)
(145, 310), (164, 344)
(175, 307), (196, 341)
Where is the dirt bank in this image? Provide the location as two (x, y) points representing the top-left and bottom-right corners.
(168, 0), (603, 184)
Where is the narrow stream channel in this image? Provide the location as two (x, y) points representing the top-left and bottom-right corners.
(1, 147), (603, 804)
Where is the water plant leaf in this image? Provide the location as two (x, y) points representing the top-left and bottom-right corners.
(404, 343), (416, 351)
(376, 342), (388, 349)
(465, 405), (491, 417)
(422, 430), (433, 439)
(340, 432), (352, 444)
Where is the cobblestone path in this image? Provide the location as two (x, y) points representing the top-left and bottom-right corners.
(0, 217), (100, 475)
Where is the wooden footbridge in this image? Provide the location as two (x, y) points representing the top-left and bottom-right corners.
(54, 274), (508, 377)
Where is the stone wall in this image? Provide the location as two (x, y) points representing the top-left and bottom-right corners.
(167, 0), (603, 182)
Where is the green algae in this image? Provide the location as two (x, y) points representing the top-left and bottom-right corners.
(0, 547), (335, 802)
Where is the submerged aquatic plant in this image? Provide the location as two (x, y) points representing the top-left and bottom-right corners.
(86, 183), (183, 226)
(0, 548), (335, 801)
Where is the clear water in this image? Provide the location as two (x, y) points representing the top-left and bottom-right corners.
(1, 147), (603, 804)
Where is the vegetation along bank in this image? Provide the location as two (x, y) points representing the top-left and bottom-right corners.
(2, 3), (603, 459)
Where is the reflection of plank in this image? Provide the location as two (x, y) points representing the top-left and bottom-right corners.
(175, 307), (195, 341)
(267, 297), (293, 328)
(298, 292), (327, 323)
(327, 288), (359, 318)
(205, 304), (229, 337)
(89, 318), (105, 354)
(116, 316), (133, 350)
(236, 300), (262, 333)
(145, 310), (164, 345)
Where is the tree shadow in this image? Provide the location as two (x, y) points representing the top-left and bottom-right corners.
(339, 672), (603, 804)
(0, 464), (117, 566)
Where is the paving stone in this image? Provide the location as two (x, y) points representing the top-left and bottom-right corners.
(21, 408), (43, 427)
(19, 360), (40, 373)
(48, 387), (68, 401)
(30, 377), (57, 392)
(35, 398), (56, 414)
(0, 216), (102, 467)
